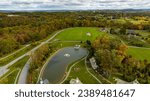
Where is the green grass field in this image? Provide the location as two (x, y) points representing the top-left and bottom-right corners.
(128, 47), (150, 62)
(54, 27), (105, 41)
(63, 59), (100, 84)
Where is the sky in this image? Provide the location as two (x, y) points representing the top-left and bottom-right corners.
(0, 0), (149, 10)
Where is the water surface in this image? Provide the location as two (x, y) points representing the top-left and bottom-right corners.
(42, 47), (88, 84)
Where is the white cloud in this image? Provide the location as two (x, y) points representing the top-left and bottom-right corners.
(0, 0), (149, 10)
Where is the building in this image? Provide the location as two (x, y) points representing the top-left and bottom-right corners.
(89, 57), (98, 70)
(100, 28), (110, 33)
(70, 78), (82, 84)
(115, 78), (140, 84)
(127, 30), (139, 36)
(132, 79), (140, 84)
(39, 78), (49, 84)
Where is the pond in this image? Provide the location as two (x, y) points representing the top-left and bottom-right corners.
(41, 47), (88, 84)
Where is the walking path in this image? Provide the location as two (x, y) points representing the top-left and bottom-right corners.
(14, 69), (21, 84)
(84, 53), (102, 84)
(0, 69), (17, 82)
(60, 53), (102, 84)
(0, 29), (65, 80)
(17, 29), (67, 84)
(60, 58), (85, 84)
(1, 27), (148, 84)
(0, 44), (30, 61)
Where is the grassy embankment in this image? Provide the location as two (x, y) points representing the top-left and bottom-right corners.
(0, 56), (29, 84)
(63, 59), (100, 84)
(0, 44), (38, 66)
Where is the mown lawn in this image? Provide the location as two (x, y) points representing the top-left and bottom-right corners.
(51, 41), (84, 49)
(128, 47), (150, 62)
(54, 27), (105, 41)
(63, 59), (100, 84)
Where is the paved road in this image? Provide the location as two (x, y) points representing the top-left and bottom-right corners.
(1, 27), (150, 83)
(0, 67), (9, 77)
(0, 69), (17, 81)
(18, 59), (31, 84)
(0, 29), (65, 79)
(0, 52), (29, 77)
(17, 29), (65, 84)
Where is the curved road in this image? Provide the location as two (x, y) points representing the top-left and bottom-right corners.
(1, 28), (150, 84)
(0, 29), (65, 83)
(17, 29), (65, 84)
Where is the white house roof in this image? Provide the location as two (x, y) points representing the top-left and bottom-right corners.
(90, 57), (98, 69)
(70, 78), (82, 84)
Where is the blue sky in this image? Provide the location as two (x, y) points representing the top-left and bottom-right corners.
(0, 0), (150, 10)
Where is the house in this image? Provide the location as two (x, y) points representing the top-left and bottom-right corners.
(90, 57), (98, 70)
(115, 78), (140, 84)
(126, 30), (140, 38)
(100, 28), (110, 33)
(127, 30), (139, 36)
(70, 78), (82, 84)
(132, 79), (140, 84)
(39, 78), (49, 84)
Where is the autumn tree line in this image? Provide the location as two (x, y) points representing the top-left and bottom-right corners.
(87, 35), (150, 83)
(28, 44), (52, 84)
(0, 11), (150, 57)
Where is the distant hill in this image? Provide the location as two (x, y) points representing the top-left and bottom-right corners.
(0, 9), (150, 13)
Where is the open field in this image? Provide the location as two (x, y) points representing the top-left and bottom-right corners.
(54, 27), (105, 41)
(128, 47), (150, 62)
